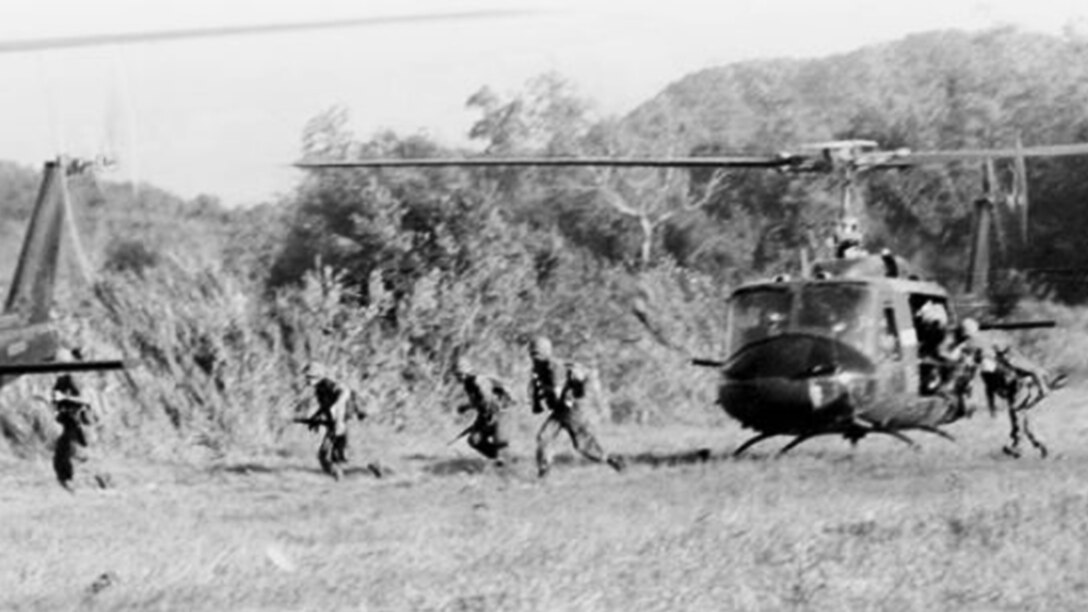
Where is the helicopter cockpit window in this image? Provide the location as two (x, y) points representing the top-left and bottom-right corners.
(726, 288), (792, 355)
(797, 284), (875, 351)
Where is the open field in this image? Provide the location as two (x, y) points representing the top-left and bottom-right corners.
(4, 386), (1088, 611)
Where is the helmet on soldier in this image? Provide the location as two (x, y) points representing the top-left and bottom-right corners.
(960, 318), (980, 338)
(453, 356), (474, 378)
(303, 361), (329, 385)
(568, 362), (590, 383)
(529, 336), (553, 360)
(918, 301), (949, 329)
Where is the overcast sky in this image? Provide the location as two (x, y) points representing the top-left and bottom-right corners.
(0, 0), (1086, 206)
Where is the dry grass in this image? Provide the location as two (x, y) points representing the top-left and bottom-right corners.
(4, 383), (1088, 611)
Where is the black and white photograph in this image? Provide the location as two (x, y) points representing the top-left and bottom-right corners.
(2, 1), (1088, 609)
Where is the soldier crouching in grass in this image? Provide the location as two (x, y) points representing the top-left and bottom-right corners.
(528, 336), (625, 479)
(298, 362), (378, 481)
(451, 356), (515, 467)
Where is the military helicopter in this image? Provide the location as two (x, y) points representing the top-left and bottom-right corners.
(296, 137), (1088, 454)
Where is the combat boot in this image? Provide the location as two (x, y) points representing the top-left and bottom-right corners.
(607, 455), (626, 473)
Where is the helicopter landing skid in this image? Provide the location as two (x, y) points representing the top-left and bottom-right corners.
(732, 423), (953, 457)
(777, 429), (919, 455)
(731, 432), (781, 457)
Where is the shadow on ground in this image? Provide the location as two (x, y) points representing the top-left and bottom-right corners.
(209, 446), (759, 481)
(208, 462), (388, 480)
(406, 447), (735, 476)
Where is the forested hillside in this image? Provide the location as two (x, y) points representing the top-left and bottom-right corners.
(4, 27), (1088, 460)
(628, 28), (1088, 297)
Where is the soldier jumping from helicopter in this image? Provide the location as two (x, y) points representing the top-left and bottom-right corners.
(528, 336), (625, 478)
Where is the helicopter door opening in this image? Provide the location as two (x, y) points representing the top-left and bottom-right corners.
(909, 294), (953, 395)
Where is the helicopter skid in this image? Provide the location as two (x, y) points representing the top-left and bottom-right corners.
(732, 422), (955, 457)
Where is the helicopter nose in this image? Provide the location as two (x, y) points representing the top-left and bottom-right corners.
(719, 334), (875, 433)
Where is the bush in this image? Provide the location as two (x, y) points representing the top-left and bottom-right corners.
(102, 239), (162, 276)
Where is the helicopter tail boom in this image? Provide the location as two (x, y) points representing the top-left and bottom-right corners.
(3, 161), (65, 324)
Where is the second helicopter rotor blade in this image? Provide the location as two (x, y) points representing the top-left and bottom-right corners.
(0, 10), (532, 54)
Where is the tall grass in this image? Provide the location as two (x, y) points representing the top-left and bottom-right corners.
(1, 241), (734, 460)
(9, 234), (1083, 463)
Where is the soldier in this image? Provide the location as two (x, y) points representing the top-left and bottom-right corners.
(528, 336), (625, 478)
(833, 216), (867, 259)
(916, 302), (957, 396)
(451, 356), (514, 465)
(51, 348), (110, 490)
(300, 362), (372, 480)
(956, 317), (1050, 415)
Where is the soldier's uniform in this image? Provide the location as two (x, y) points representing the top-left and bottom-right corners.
(956, 318), (1050, 415)
(453, 358), (514, 464)
(52, 373), (94, 489)
(303, 363), (367, 480)
(528, 337), (624, 478)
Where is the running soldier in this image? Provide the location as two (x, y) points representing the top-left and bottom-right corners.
(528, 336), (625, 478)
(300, 362), (374, 480)
(452, 357), (514, 465)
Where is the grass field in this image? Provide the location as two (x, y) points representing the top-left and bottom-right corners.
(4, 386), (1088, 611)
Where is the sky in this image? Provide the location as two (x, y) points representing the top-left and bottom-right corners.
(0, 0), (1086, 206)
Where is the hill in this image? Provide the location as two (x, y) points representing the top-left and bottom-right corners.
(626, 28), (1088, 298)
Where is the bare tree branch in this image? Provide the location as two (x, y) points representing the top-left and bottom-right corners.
(597, 187), (642, 218)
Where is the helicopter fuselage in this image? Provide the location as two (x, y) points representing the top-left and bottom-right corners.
(717, 261), (967, 454)
(0, 315), (60, 389)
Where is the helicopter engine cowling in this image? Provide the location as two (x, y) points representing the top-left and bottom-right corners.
(718, 333), (876, 435)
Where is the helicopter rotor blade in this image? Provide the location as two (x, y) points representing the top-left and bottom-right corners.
(295, 155), (800, 170)
(897, 142), (1088, 165)
(297, 140), (1088, 173)
(0, 10), (531, 54)
(1012, 136), (1030, 245)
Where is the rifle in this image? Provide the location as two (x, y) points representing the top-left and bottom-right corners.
(293, 416), (333, 430)
(448, 422), (476, 446)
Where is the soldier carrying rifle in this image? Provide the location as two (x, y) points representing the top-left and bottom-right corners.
(527, 336), (625, 478)
(297, 362), (375, 480)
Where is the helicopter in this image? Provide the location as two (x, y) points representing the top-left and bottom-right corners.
(296, 137), (1088, 455)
